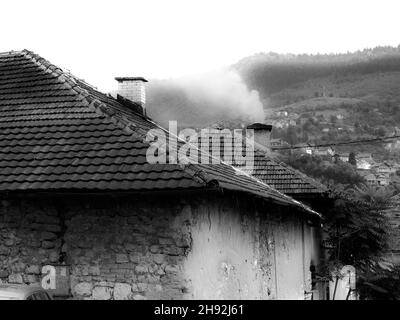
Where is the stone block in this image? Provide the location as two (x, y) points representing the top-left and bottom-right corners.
(24, 274), (38, 284)
(11, 262), (26, 273)
(92, 286), (113, 300)
(116, 254), (129, 263)
(8, 273), (23, 284)
(49, 251), (59, 263)
(113, 282), (132, 300)
(135, 265), (148, 275)
(89, 266), (101, 276)
(153, 254), (164, 265)
(129, 253), (142, 263)
(25, 265), (41, 275)
(74, 282), (93, 297)
(0, 270), (10, 279)
(40, 231), (57, 241)
(42, 240), (55, 249)
(0, 245), (9, 255)
(4, 238), (15, 246)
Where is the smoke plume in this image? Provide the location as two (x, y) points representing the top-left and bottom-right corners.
(146, 69), (265, 128)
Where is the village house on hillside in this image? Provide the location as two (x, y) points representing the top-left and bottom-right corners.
(0, 50), (325, 300)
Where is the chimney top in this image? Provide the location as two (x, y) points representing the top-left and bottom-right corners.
(115, 77), (148, 82)
(247, 123), (273, 153)
(114, 76), (148, 116)
(246, 123), (272, 131)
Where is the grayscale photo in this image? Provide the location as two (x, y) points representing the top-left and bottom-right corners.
(0, 0), (399, 308)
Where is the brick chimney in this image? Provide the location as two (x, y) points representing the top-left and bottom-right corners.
(115, 77), (148, 109)
(247, 123), (273, 152)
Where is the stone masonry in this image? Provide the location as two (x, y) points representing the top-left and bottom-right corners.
(0, 195), (192, 300)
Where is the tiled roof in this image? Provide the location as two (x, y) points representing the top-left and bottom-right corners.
(251, 152), (328, 195)
(196, 131), (327, 196)
(0, 50), (319, 216)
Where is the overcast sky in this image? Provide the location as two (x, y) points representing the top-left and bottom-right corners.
(1, 0), (399, 91)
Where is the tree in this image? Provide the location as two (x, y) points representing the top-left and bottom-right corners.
(321, 185), (397, 300)
(348, 152), (357, 167)
(286, 125), (298, 146)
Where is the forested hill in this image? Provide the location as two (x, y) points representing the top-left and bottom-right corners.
(234, 45), (400, 108)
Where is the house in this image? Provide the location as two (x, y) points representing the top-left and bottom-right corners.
(357, 159), (374, 170)
(335, 152), (350, 163)
(357, 152), (373, 161)
(271, 119), (288, 128)
(0, 50), (323, 300)
(270, 138), (290, 149)
(376, 174), (390, 186)
(294, 143), (313, 155)
(314, 147), (335, 157)
(365, 174), (378, 186)
(275, 111), (288, 117)
(373, 162), (397, 175)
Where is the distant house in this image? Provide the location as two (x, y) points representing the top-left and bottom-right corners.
(357, 159), (374, 170)
(376, 174), (390, 186)
(272, 119), (288, 129)
(294, 143), (313, 155)
(299, 117), (309, 125)
(336, 153), (350, 163)
(314, 147), (335, 157)
(276, 111), (288, 117)
(374, 163), (397, 175)
(357, 152), (373, 161)
(365, 173), (378, 186)
(356, 154), (375, 170)
(270, 138), (290, 149)
(357, 169), (371, 177)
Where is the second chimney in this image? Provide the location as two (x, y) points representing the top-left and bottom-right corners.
(115, 77), (148, 108)
(247, 123), (273, 152)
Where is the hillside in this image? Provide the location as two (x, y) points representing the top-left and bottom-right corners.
(235, 46), (400, 105)
(234, 46), (400, 159)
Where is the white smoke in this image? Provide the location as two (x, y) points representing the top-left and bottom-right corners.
(147, 68), (265, 127)
(177, 69), (265, 121)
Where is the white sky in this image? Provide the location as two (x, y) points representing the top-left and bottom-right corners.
(1, 0), (400, 91)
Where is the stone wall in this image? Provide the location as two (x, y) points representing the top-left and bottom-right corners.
(63, 197), (192, 300)
(0, 195), (192, 299)
(0, 192), (321, 300)
(0, 199), (62, 285)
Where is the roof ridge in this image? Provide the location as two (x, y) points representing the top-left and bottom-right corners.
(0, 50), (24, 56)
